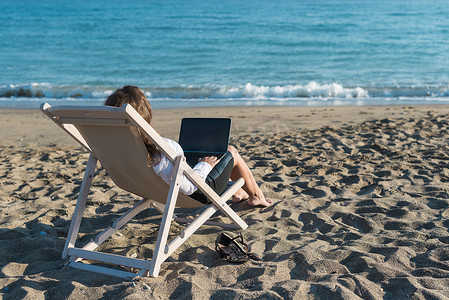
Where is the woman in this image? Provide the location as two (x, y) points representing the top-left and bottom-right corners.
(105, 85), (273, 207)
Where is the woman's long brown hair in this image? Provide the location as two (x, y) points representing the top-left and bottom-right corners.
(105, 85), (160, 165)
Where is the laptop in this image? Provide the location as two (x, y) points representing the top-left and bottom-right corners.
(179, 118), (231, 167)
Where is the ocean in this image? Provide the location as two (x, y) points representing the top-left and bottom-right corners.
(1, 0), (448, 108)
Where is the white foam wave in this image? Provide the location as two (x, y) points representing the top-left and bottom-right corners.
(216, 82), (368, 99)
(1, 82), (448, 101)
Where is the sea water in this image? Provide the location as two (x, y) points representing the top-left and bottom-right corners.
(1, 0), (448, 108)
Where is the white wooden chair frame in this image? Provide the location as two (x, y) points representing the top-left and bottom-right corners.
(41, 103), (247, 279)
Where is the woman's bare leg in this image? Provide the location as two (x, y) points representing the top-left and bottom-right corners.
(232, 188), (249, 203)
(228, 145), (273, 207)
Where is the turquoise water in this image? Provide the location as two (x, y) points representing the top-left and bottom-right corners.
(1, 0), (449, 108)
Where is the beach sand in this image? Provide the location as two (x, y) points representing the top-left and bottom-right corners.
(2, 105), (449, 299)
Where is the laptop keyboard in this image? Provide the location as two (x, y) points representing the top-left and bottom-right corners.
(185, 152), (225, 166)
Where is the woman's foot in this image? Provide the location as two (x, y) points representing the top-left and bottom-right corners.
(232, 188), (249, 203)
(247, 193), (273, 207)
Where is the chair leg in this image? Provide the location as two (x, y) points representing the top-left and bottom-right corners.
(62, 154), (97, 259)
(148, 156), (184, 277)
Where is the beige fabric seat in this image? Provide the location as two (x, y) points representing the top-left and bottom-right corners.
(41, 103), (247, 279)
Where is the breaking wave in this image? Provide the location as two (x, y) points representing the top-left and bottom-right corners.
(1, 82), (449, 101)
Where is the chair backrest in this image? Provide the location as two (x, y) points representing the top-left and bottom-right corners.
(42, 104), (202, 208)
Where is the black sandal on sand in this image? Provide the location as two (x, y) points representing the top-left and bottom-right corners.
(215, 233), (261, 264)
(233, 235), (262, 262)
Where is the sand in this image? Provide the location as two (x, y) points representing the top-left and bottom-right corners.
(2, 104), (449, 299)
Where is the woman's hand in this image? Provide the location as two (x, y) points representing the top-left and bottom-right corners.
(199, 156), (219, 168)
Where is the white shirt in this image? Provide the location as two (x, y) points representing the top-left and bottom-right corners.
(152, 138), (212, 195)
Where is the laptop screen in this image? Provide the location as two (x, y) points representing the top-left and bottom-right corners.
(179, 118), (231, 153)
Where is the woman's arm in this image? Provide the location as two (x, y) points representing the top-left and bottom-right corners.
(153, 138), (212, 195)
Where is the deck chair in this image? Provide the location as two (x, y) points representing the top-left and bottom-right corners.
(40, 102), (247, 279)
